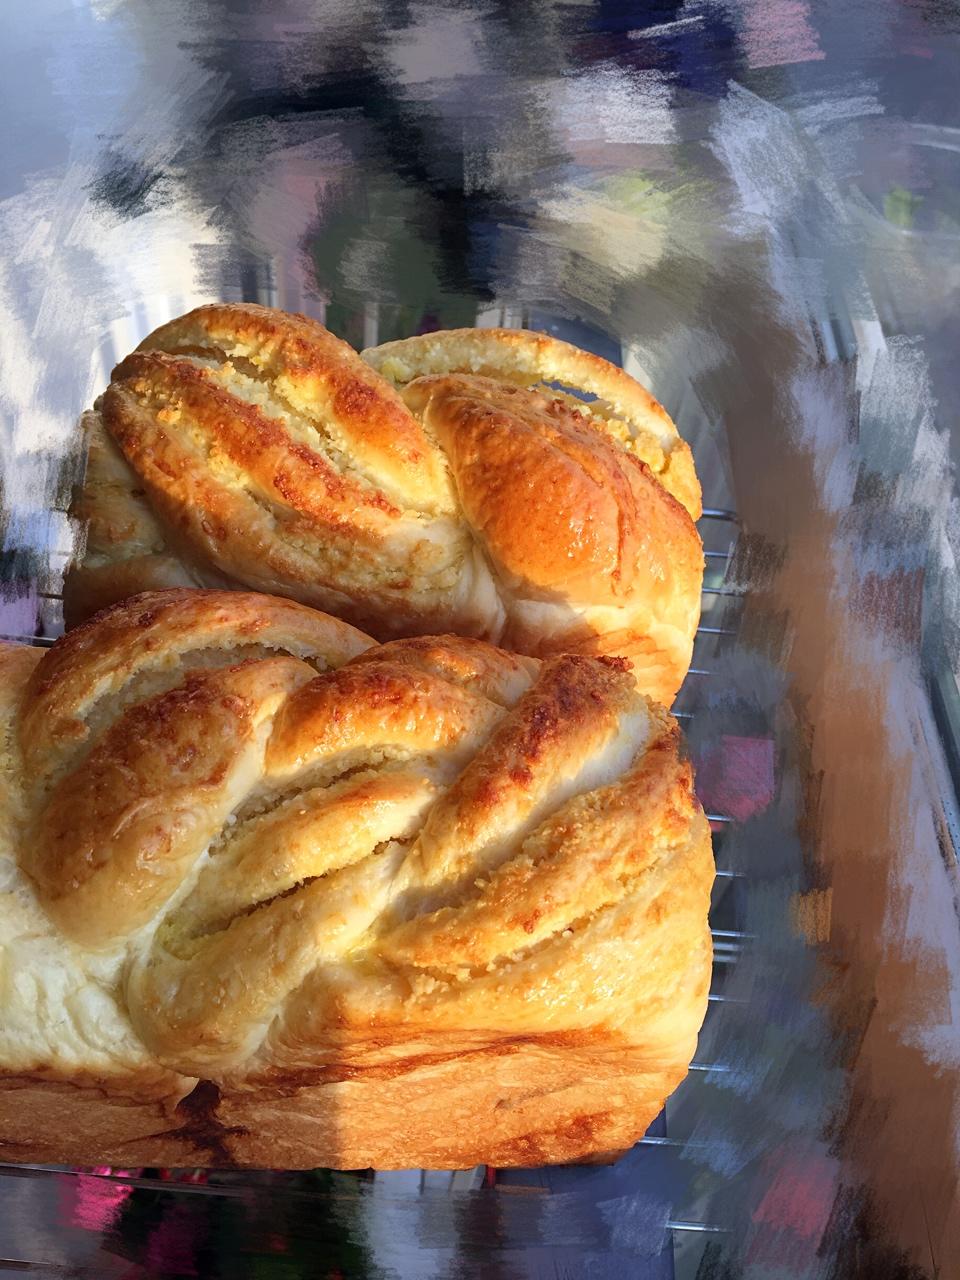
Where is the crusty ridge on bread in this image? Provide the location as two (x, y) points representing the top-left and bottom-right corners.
(65, 304), (703, 707)
(0, 590), (713, 1168)
(363, 324), (702, 521)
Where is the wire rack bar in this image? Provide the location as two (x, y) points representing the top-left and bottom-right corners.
(0, 1261), (69, 1275)
(699, 508), (739, 523)
(638, 1136), (713, 1150)
(696, 624), (738, 636)
(0, 633), (55, 647)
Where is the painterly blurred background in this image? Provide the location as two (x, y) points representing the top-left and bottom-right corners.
(2, 2), (960, 1277)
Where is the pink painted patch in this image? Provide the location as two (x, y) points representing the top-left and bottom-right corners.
(696, 735), (775, 822)
(751, 1148), (838, 1242)
(70, 1175), (133, 1233)
(740, 0), (826, 68)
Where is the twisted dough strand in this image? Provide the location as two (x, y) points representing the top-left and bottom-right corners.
(15, 592), (712, 1083)
(66, 305), (703, 705)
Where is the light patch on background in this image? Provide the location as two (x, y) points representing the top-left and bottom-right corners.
(548, 65), (677, 148)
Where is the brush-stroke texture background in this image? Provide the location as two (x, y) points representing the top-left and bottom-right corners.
(1, 1), (959, 1277)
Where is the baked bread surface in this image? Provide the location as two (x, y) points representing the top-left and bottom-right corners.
(0, 590), (712, 1168)
(66, 305), (703, 706)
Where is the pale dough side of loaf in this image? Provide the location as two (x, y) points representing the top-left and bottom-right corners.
(0, 646), (189, 1080)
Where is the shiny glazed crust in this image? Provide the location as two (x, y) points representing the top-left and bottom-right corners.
(0, 591), (713, 1168)
(365, 325), (702, 521)
(66, 305), (703, 706)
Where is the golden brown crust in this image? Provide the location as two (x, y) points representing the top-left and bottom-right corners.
(213, 1034), (706, 1169)
(364, 325), (703, 520)
(351, 633), (540, 707)
(0, 1033), (701, 1169)
(0, 592), (712, 1167)
(21, 588), (373, 795)
(405, 375), (703, 688)
(28, 657), (317, 948)
(140, 302), (449, 509)
(0, 1072), (203, 1167)
(66, 305), (702, 705)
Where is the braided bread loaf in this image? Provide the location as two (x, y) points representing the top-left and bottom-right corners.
(65, 304), (703, 705)
(0, 590), (712, 1168)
